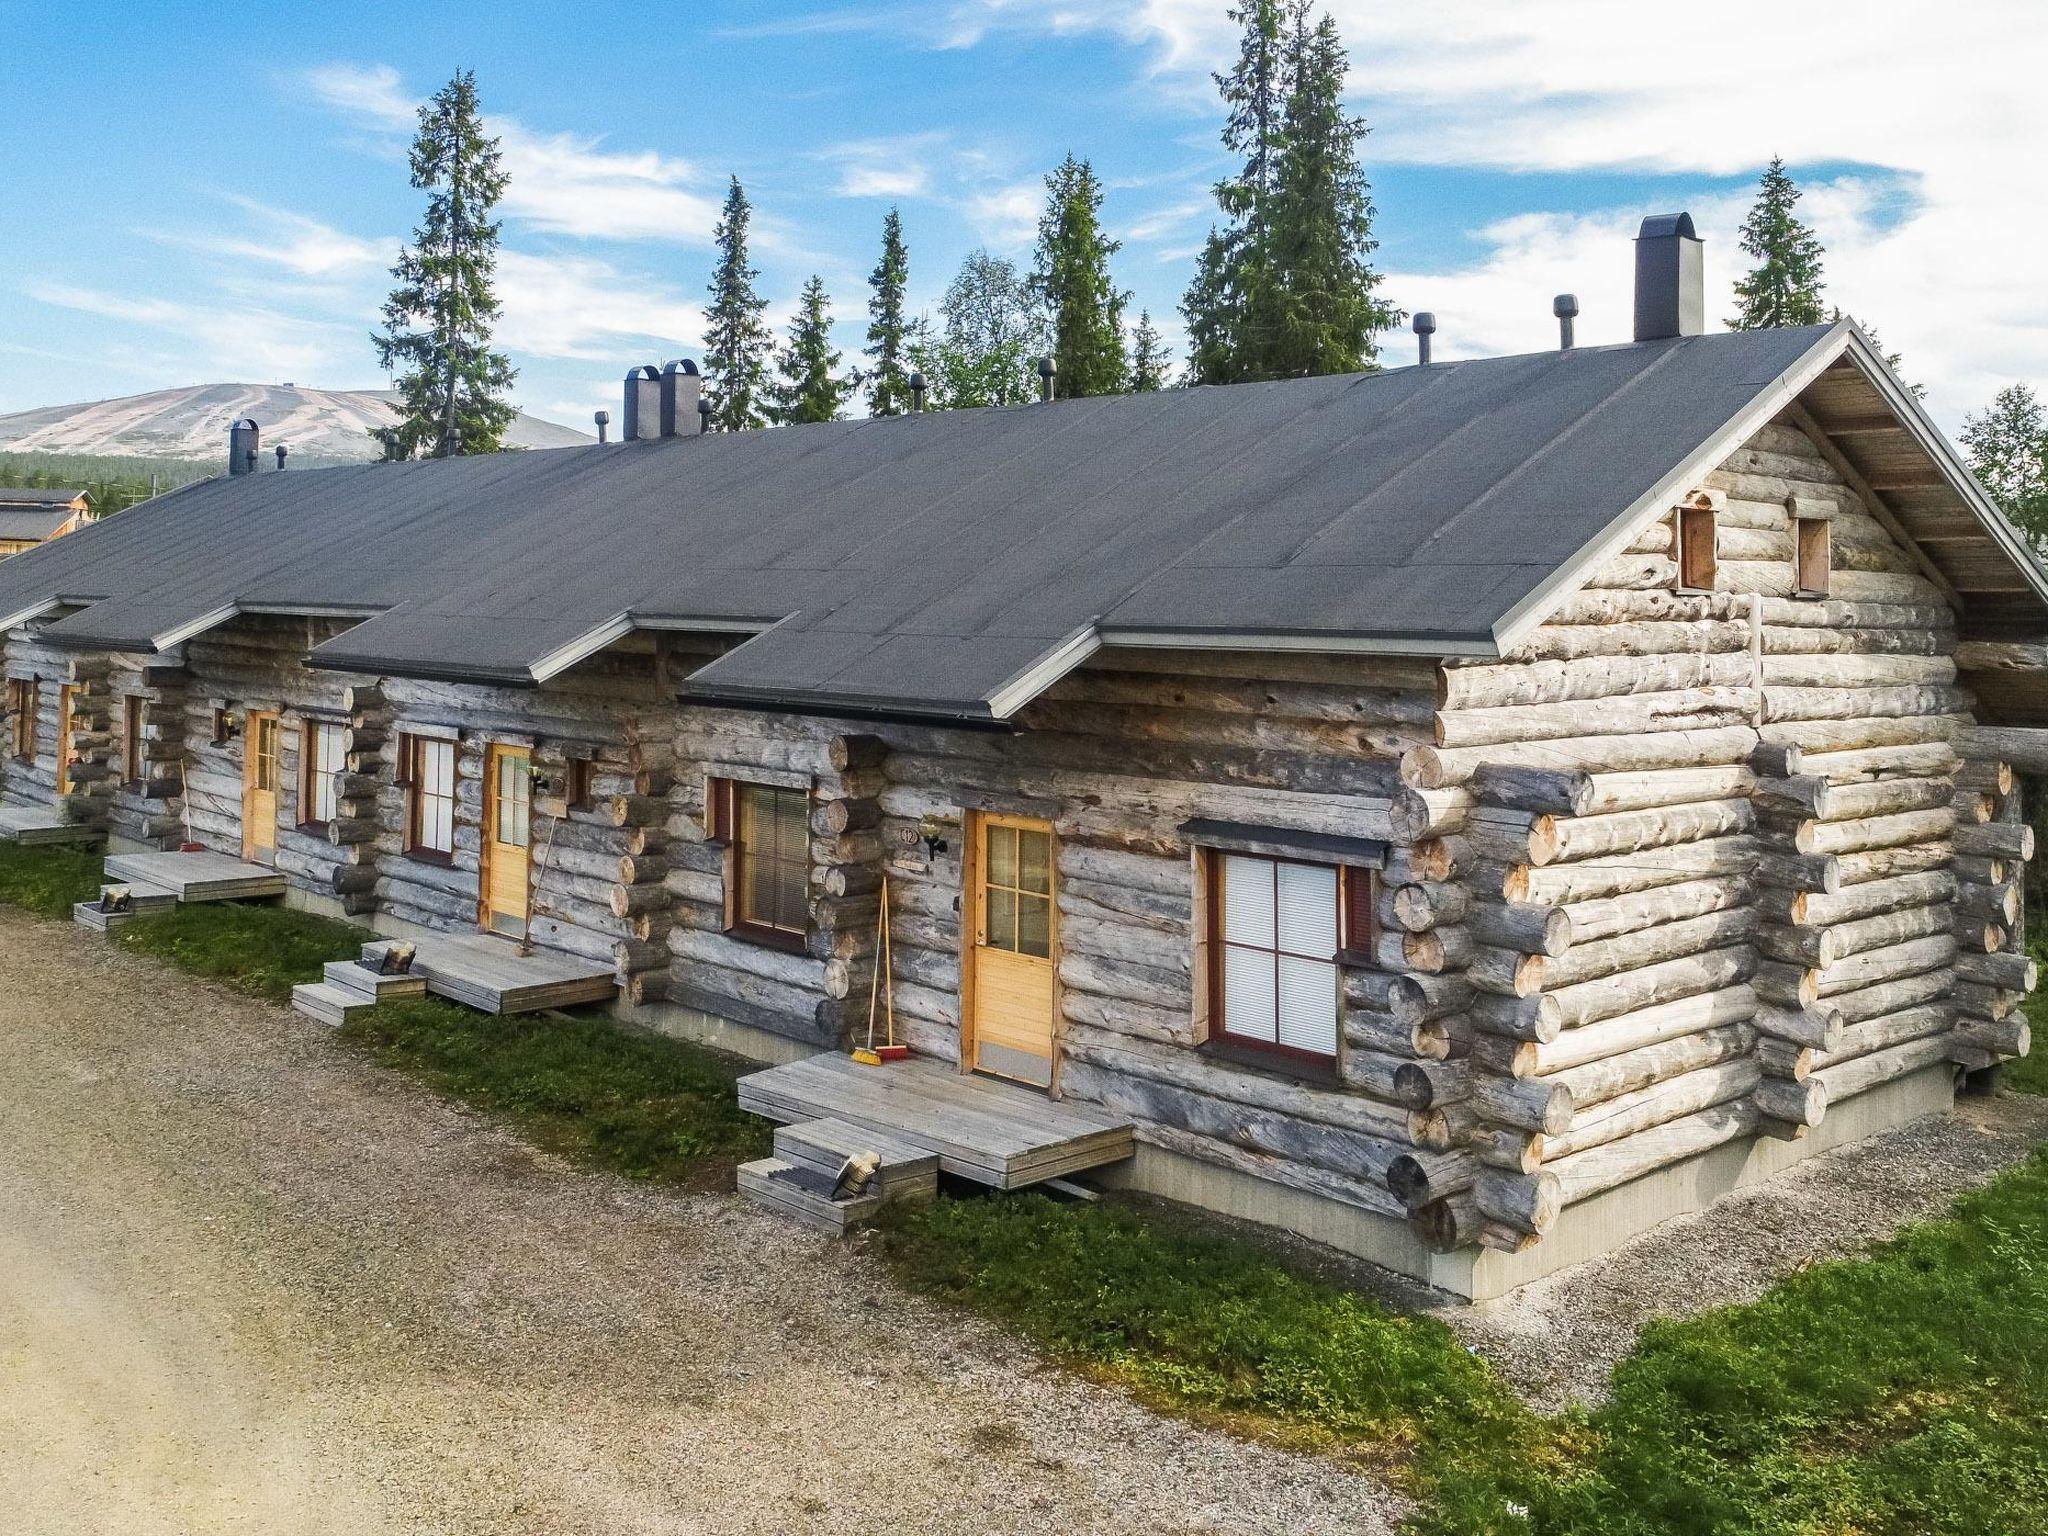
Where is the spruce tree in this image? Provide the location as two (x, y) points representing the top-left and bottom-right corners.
(1264, 5), (1398, 375)
(1128, 311), (1171, 392)
(1728, 157), (1827, 330)
(1181, 0), (1288, 384)
(1031, 155), (1127, 397)
(1963, 383), (2048, 548)
(372, 70), (516, 458)
(772, 276), (852, 425)
(865, 208), (912, 416)
(703, 176), (773, 431)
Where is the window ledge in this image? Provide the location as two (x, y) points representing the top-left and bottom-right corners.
(1200, 1036), (1342, 1088)
(404, 848), (456, 869)
(725, 921), (810, 956)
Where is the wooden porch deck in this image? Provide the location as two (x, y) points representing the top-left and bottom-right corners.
(0, 805), (102, 846)
(406, 934), (618, 1015)
(736, 1051), (1135, 1188)
(102, 849), (287, 901)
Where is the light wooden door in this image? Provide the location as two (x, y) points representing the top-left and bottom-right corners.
(966, 813), (1058, 1088)
(55, 685), (75, 795)
(483, 744), (533, 938)
(242, 711), (279, 863)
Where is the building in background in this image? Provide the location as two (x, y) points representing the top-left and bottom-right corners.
(0, 487), (93, 558)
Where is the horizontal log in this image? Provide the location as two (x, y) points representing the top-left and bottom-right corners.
(1549, 1100), (1759, 1208)
(1546, 1058), (1760, 1161)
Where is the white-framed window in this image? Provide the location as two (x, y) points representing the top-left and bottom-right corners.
(401, 733), (457, 858)
(1209, 852), (1367, 1064)
(301, 719), (345, 826)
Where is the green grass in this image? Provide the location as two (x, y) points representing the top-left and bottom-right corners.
(114, 901), (371, 1002)
(0, 841), (104, 917)
(881, 1150), (2048, 1534)
(337, 996), (770, 1183)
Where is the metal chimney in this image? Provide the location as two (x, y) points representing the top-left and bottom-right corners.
(1633, 213), (1705, 341)
(909, 371), (927, 413)
(621, 365), (662, 441)
(659, 358), (704, 436)
(594, 409), (610, 445)
(1553, 293), (1580, 350)
(1412, 312), (1437, 366)
(228, 417), (259, 476)
(697, 395), (713, 434)
(273, 443), (289, 470)
(1037, 355), (1056, 402)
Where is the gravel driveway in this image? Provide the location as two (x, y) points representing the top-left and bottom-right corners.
(0, 908), (1401, 1536)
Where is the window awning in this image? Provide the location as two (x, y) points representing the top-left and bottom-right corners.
(1179, 818), (1387, 868)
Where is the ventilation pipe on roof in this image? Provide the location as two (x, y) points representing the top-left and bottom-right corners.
(659, 358), (704, 436)
(697, 395), (713, 434)
(228, 417), (259, 476)
(1037, 355), (1056, 402)
(1633, 212), (1705, 341)
(1553, 293), (1579, 350)
(594, 409), (610, 445)
(621, 364), (662, 441)
(1412, 312), (1436, 366)
(273, 443), (289, 470)
(909, 370), (928, 413)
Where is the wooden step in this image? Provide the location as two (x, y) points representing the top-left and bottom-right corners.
(773, 1118), (939, 1201)
(71, 882), (179, 932)
(323, 960), (428, 1003)
(737, 1157), (887, 1234)
(291, 982), (378, 1029)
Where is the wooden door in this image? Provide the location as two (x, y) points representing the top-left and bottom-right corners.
(482, 744), (533, 938)
(55, 685), (74, 795)
(242, 711), (279, 863)
(966, 813), (1058, 1088)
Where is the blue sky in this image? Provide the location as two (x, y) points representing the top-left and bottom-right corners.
(1, 1), (2038, 436)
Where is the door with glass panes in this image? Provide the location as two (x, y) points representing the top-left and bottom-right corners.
(241, 711), (280, 863)
(483, 744), (533, 938)
(966, 813), (1058, 1087)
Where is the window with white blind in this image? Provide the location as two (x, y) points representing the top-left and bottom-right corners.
(402, 734), (456, 858)
(301, 720), (345, 827)
(1209, 852), (1367, 1064)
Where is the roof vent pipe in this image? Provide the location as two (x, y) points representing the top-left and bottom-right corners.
(659, 358), (704, 437)
(594, 409), (610, 445)
(697, 395), (713, 433)
(908, 370), (927, 413)
(1633, 212), (1705, 341)
(1037, 355), (1056, 402)
(1412, 312), (1436, 366)
(273, 443), (288, 470)
(1553, 293), (1579, 350)
(621, 364), (662, 441)
(228, 417), (259, 476)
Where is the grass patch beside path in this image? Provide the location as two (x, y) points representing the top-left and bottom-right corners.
(881, 1150), (2048, 1535)
(0, 841), (104, 918)
(338, 997), (769, 1184)
(116, 902), (370, 1002)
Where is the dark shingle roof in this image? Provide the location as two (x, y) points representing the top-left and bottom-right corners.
(0, 487), (86, 507)
(0, 322), (2035, 721)
(0, 508), (78, 542)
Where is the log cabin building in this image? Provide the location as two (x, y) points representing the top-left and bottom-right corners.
(0, 486), (94, 559)
(3, 215), (2044, 1298)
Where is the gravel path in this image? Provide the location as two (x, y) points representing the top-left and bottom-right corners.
(0, 908), (1402, 1536)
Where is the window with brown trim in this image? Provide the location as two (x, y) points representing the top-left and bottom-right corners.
(1794, 515), (1831, 598)
(1206, 852), (1370, 1064)
(1677, 505), (1717, 591)
(402, 734), (456, 859)
(710, 777), (810, 949)
(123, 695), (146, 787)
(55, 685), (76, 796)
(567, 757), (596, 810)
(7, 678), (35, 762)
(301, 719), (345, 827)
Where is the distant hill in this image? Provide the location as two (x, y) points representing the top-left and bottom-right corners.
(0, 383), (590, 465)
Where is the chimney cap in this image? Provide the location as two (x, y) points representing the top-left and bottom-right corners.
(1636, 211), (1698, 242)
(1552, 293), (1580, 318)
(662, 358), (701, 377)
(625, 363), (660, 382)
(594, 409), (611, 425)
(1412, 312), (1437, 334)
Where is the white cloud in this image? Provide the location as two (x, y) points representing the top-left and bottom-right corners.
(965, 179), (1043, 250)
(819, 135), (943, 200)
(25, 282), (362, 382)
(494, 251), (702, 361)
(155, 196), (391, 279)
(303, 62), (417, 129)
(957, 0), (2048, 426)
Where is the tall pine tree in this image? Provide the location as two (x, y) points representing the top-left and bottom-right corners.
(1263, 5), (1397, 375)
(1964, 384), (2048, 548)
(1728, 157), (1827, 329)
(1183, 0), (1288, 384)
(703, 176), (773, 431)
(772, 276), (853, 425)
(1128, 311), (1171, 392)
(1032, 155), (1126, 397)
(372, 70), (516, 458)
(865, 208), (912, 416)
